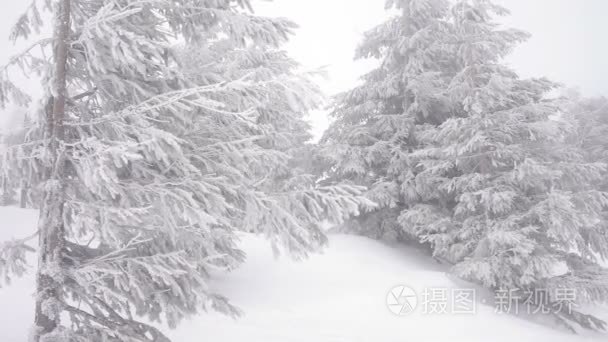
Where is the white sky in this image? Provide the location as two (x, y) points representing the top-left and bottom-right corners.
(254, 0), (608, 138)
(2, 0), (607, 136)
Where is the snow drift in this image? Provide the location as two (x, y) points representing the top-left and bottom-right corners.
(0, 207), (605, 342)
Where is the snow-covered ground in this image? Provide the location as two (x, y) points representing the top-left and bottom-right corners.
(0, 206), (605, 341)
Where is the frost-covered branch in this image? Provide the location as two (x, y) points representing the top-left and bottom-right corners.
(0, 233), (37, 286)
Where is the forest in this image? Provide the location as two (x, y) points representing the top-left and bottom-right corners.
(0, 1), (607, 341)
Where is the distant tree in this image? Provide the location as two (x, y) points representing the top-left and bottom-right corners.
(0, 1), (369, 341)
(1, 111), (40, 208)
(0, 175), (16, 206)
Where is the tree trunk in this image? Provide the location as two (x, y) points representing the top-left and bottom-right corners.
(33, 0), (71, 340)
(19, 180), (27, 208)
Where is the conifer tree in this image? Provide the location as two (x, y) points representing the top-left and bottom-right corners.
(568, 94), (608, 180)
(323, 0), (608, 331)
(0, 1), (369, 341)
(1, 111), (38, 208)
(0, 175), (17, 205)
(321, 0), (455, 239)
(407, 1), (608, 331)
(175, 41), (373, 257)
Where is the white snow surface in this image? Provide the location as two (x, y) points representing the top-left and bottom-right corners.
(0, 206), (605, 342)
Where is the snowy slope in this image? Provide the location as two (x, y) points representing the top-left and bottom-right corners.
(0, 207), (605, 342)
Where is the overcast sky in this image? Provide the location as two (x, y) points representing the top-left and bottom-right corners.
(2, 0), (607, 136)
(254, 0), (608, 137)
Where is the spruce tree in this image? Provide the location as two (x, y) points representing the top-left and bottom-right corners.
(0, 175), (17, 205)
(321, 0), (455, 240)
(175, 41), (373, 257)
(0, 1), (369, 341)
(568, 94), (608, 181)
(1, 111), (38, 208)
(407, 1), (608, 331)
(323, 0), (608, 331)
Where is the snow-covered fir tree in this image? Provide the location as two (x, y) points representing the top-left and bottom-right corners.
(174, 41), (373, 257)
(0, 1), (369, 341)
(0, 175), (17, 206)
(322, 0), (608, 331)
(321, 0), (455, 240)
(567, 94), (608, 186)
(0, 110), (38, 208)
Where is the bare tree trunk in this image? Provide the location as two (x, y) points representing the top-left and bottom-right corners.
(33, 0), (71, 340)
(19, 180), (27, 208)
(0, 176), (10, 205)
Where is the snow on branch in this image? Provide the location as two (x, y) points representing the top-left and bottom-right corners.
(0, 233), (37, 286)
